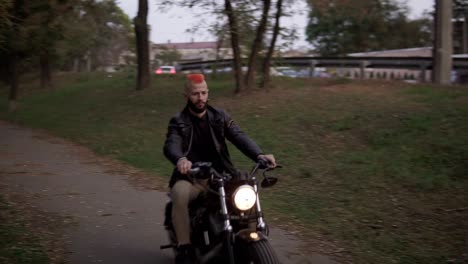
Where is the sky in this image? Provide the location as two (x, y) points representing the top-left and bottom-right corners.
(116, 0), (435, 48)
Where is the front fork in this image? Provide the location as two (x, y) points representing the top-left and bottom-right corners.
(254, 183), (266, 231)
(218, 182), (235, 264)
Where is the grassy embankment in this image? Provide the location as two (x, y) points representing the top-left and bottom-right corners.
(1, 72), (467, 263)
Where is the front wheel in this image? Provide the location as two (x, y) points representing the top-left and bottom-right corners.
(237, 239), (280, 264)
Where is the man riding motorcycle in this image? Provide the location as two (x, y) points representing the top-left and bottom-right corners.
(163, 74), (276, 264)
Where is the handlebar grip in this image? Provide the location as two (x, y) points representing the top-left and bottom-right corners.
(188, 167), (200, 175)
(257, 158), (269, 169)
(188, 162), (212, 179)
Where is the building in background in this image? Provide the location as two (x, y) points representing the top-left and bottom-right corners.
(150, 40), (232, 66)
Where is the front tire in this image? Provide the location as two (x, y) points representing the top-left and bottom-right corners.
(237, 239), (280, 264)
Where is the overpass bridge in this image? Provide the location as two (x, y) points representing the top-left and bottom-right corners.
(177, 56), (468, 83)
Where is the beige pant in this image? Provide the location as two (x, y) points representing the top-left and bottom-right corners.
(171, 180), (207, 245)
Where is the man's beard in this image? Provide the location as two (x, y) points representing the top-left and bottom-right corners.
(187, 99), (207, 114)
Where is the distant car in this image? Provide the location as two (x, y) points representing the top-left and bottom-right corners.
(452, 69), (468, 84)
(280, 69), (300, 78)
(155, 66), (176, 74)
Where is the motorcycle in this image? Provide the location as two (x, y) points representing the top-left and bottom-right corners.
(161, 160), (281, 264)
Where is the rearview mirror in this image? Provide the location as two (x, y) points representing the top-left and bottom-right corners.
(261, 177), (278, 188)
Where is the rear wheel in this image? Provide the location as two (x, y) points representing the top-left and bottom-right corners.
(236, 239), (280, 264)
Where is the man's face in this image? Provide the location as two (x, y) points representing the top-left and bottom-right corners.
(187, 85), (209, 113)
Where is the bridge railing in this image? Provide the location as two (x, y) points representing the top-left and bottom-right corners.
(177, 56), (468, 82)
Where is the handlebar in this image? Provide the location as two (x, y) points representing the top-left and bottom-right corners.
(187, 162), (213, 179)
(257, 159), (269, 169)
(188, 160), (279, 173)
(256, 158), (282, 170)
(186, 160), (281, 186)
(188, 162), (211, 173)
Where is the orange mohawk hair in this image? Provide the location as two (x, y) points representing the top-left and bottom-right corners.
(187, 74), (205, 84)
(184, 73), (208, 95)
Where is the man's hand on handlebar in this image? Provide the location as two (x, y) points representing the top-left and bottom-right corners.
(177, 157), (192, 175)
(257, 154), (277, 168)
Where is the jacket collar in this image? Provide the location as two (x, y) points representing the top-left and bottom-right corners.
(181, 104), (221, 125)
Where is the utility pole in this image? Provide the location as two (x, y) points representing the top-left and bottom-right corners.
(432, 0), (453, 85)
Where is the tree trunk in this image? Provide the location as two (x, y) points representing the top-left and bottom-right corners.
(86, 51), (92, 72)
(213, 31), (226, 79)
(40, 50), (52, 89)
(244, 0), (271, 89)
(0, 55), (9, 85)
(224, 0), (244, 94)
(8, 54), (19, 112)
(73, 58), (79, 72)
(134, 0), (150, 91)
(261, 0), (283, 89)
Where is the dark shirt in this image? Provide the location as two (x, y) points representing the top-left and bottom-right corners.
(186, 114), (224, 173)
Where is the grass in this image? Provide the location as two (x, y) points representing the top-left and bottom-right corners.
(0, 196), (49, 264)
(1, 72), (467, 263)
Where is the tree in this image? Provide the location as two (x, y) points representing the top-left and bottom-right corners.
(134, 0), (150, 90)
(158, 0), (298, 93)
(0, 0), (13, 85)
(0, 0), (13, 51)
(2, 0), (28, 112)
(54, 1), (96, 72)
(24, 0), (73, 89)
(244, 0), (271, 89)
(221, 0), (301, 91)
(306, 0), (432, 56)
(158, 0), (264, 93)
(17, 0), (131, 88)
(224, 0), (244, 93)
(55, 0), (134, 72)
(260, 0), (283, 89)
(1, 0), (66, 110)
(87, 1), (134, 71)
(454, 0), (468, 18)
(1, 0), (135, 111)
(208, 22), (229, 78)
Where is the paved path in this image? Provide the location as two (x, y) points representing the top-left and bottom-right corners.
(0, 120), (338, 264)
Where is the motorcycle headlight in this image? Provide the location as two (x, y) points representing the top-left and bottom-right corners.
(233, 185), (257, 211)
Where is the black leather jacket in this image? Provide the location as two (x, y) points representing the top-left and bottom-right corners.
(164, 105), (263, 187)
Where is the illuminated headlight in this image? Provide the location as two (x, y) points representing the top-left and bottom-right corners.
(233, 185), (257, 211)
